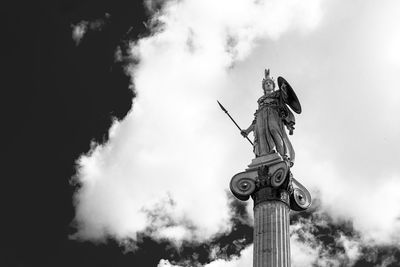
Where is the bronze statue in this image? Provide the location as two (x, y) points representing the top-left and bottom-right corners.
(241, 69), (301, 166)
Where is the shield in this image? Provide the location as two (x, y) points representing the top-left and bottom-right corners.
(277, 76), (302, 114)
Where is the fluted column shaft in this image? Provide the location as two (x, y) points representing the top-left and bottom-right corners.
(230, 156), (301, 267)
(253, 187), (290, 267)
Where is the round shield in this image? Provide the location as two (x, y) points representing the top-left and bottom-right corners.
(277, 76), (302, 114)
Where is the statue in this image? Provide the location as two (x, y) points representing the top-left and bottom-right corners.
(219, 68), (311, 212)
(240, 69), (301, 166)
(220, 70), (311, 267)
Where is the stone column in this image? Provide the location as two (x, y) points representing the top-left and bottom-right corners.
(252, 188), (290, 267)
(230, 153), (311, 267)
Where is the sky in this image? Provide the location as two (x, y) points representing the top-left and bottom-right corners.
(4, 0), (400, 267)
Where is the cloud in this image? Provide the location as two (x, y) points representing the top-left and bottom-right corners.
(71, 13), (110, 45)
(302, 159), (400, 244)
(72, 22), (88, 45)
(157, 259), (182, 267)
(290, 211), (362, 267)
(71, 0), (325, 245)
(154, 207), (364, 267)
(267, 0), (400, 246)
(71, 1), (400, 266)
(204, 245), (253, 267)
(157, 245), (253, 267)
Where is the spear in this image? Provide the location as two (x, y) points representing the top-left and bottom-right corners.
(217, 100), (254, 146)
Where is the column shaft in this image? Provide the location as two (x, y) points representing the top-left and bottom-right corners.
(253, 201), (290, 267)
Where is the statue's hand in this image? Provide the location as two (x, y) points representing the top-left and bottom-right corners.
(286, 122), (295, 135)
(241, 130), (248, 137)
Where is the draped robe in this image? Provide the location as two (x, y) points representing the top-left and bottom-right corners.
(251, 90), (295, 162)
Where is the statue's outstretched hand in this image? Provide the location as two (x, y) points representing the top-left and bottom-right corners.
(286, 123), (295, 135)
(241, 130), (248, 137)
(287, 125), (294, 135)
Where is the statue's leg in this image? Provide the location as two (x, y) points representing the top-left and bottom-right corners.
(268, 111), (285, 156)
(258, 129), (270, 156)
(281, 128), (295, 163)
(256, 115), (271, 156)
(264, 129), (274, 154)
(270, 128), (285, 156)
(263, 111), (277, 155)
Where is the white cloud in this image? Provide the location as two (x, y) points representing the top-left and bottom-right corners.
(290, 215), (362, 267)
(269, 0), (400, 246)
(72, 21), (89, 45)
(157, 259), (182, 267)
(157, 259), (181, 267)
(157, 213), (364, 267)
(72, 0), (400, 263)
(204, 245), (253, 267)
(71, 13), (110, 45)
(71, 0), (325, 245)
(294, 151), (400, 245)
(157, 245), (253, 267)
(337, 233), (361, 266)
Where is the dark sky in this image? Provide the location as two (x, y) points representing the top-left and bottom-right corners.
(4, 1), (251, 266)
(3, 1), (400, 267)
(4, 0), (150, 266)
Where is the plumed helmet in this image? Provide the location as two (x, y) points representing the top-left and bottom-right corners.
(262, 69), (275, 89)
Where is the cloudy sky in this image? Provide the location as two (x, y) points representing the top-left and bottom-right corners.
(4, 0), (400, 266)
